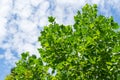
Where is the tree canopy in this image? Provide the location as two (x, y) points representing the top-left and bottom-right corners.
(5, 4), (120, 80)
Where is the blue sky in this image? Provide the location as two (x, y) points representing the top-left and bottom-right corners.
(0, 0), (120, 79)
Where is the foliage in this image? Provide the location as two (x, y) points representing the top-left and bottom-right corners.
(5, 4), (120, 80)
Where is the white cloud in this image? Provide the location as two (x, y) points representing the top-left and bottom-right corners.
(0, 21), (7, 41)
(0, 54), (4, 59)
(107, 0), (120, 13)
(56, 0), (85, 6)
(19, 19), (37, 32)
(0, 0), (12, 17)
(39, 16), (49, 27)
(0, 0), (11, 43)
(90, 0), (101, 4)
(4, 49), (18, 65)
(22, 43), (40, 56)
(30, 0), (44, 6)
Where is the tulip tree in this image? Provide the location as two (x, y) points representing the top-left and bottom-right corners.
(5, 4), (120, 80)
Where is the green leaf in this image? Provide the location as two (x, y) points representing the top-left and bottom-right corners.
(21, 52), (29, 60)
(48, 16), (55, 23)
